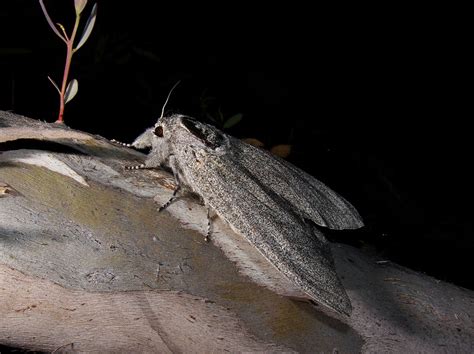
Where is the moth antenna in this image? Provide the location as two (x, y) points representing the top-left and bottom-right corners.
(160, 80), (181, 119)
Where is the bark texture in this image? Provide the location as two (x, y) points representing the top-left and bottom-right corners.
(0, 110), (473, 353)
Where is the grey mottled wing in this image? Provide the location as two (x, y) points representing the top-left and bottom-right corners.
(229, 138), (363, 230)
(181, 146), (352, 315)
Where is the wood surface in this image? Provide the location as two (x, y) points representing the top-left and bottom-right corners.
(0, 110), (473, 352)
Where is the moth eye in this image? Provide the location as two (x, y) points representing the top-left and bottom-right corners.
(154, 126), (164, 137)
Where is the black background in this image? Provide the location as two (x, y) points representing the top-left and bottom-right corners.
(1, 1), (472, 289)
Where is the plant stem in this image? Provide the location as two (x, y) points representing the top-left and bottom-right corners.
(56, 15), (81, 123)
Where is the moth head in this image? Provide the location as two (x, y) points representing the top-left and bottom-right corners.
(131, 127), (155, 149)
(131, 121), (166, 150)
(153, 115), (171, 140)
(151, 121), (169, 147)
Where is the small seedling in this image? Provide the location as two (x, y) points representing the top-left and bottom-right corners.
(39, 0), (97, 123)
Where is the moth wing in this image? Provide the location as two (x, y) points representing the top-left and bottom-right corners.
(182, 150), (352, 315)
(230, 138), (364, 230)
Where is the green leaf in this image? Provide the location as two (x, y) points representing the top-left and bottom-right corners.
(74, 0), (88, 15)
(74, 3), (97, 51)
(64, 79), (79, 103)
(47, 76), (60, 94)
(38, 0), (67, 43)
(223, 113), (243, 129)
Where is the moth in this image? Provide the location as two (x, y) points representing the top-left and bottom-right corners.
(120, 114), (364, 315)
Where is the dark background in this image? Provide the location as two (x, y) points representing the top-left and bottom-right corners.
(0, 1), (471, 289)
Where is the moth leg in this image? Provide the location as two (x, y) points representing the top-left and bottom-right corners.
(110, 139), (132, 147)
(125, 163), (154, 170)
(204, 206), (212, 242)
(125, 156), (163, 170)
(158, 185), (181, 212)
